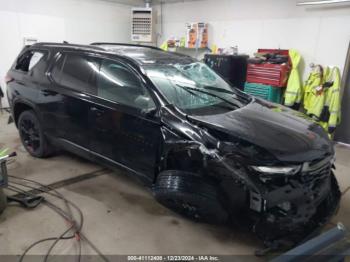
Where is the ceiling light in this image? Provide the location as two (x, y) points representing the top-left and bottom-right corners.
(297, 0), (350, 6)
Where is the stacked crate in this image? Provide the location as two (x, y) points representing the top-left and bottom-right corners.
(244, 49), (290, 103)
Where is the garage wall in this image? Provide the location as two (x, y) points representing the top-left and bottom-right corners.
(0, 0), (132, 107)
(158, 0), (350, 78)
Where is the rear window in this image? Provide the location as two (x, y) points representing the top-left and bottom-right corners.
(15, 50), (46, 72)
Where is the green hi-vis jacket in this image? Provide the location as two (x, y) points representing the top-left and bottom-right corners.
(303, 66), (341, 134)
(284, 49), (302, 108)
(322, 67), (341, 131)
(303, 65), (323, 116)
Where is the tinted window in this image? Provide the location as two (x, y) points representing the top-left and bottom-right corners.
(97, 60), (155, 110)
(50, 54), (65, 83)
(59, 53), (99, 93)
(15, 50), (45, 72)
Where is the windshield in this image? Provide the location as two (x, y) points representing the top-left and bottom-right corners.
(145, 62), (246, 115)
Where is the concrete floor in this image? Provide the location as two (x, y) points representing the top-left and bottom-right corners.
(0, 110), (350, 259)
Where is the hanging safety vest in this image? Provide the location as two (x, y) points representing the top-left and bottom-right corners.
(303, 65), (324, 118)
(284, 49), (302, 110)
(319, 66), (341, 133)
(303, 65), (342, 135)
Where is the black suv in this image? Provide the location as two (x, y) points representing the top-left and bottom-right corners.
(6, 42), (340, 248)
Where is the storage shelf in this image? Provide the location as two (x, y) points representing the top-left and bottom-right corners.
(169, 47), (211, 52)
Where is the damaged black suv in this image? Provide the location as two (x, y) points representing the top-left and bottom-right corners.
(6, 42), (340, 248)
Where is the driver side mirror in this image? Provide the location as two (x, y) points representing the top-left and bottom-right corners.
(134, 95), (157, 117)
(141, 107), (157, 117)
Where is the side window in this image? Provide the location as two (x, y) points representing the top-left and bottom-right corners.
(28, 52), (45, 71)
(59, 53), (99, 94)
(15, 50), (45, 72)
(97, 59), (155, 110)
(50, 54), (65, 83)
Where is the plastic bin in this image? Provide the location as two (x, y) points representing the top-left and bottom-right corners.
(244, 82), (283, 103)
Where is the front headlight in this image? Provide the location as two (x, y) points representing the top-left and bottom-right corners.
(251, 165), (301, 176)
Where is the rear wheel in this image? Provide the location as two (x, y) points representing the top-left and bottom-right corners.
(0, 188), (6, 215)
(18, 110), (53, 158)
(153, 170), (228, 224)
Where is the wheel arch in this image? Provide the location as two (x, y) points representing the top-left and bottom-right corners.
(13, 100), (38, 127)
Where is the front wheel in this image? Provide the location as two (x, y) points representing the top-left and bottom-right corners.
(153, 170), (228, 224)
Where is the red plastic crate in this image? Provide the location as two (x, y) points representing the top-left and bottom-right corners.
(247, 49), (291, 87)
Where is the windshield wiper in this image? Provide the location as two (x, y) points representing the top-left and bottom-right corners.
(203, 85), (251, 103)
(172, 84), (209, 102)
(203, 85), (235, 95)
(175, 84), (240, 108)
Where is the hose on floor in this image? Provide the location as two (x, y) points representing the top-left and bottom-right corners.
(5, 175), (109, 262)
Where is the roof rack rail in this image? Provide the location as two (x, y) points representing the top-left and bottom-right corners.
(32, 42), (105, 51)
(90, 42), (162, 51)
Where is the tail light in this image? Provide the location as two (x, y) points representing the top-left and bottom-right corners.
(5, 74), (13, 84)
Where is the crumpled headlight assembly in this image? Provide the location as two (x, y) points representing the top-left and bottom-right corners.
(251, 165), (301, 176)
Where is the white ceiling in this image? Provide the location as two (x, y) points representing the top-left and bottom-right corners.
(98, 0), (204, 6)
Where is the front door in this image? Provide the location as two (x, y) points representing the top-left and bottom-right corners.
(89, 58), (161, 181)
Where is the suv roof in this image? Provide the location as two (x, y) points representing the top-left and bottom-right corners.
(30, 42), (195, 66)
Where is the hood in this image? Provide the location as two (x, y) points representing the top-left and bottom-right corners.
(188, 99), (333, 164)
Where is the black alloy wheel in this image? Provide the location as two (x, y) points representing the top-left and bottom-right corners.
(18, 110), (53, 158)
(19, 116), (40, 154)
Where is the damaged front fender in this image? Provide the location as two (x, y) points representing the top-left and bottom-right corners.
(159, 122), (260, 192)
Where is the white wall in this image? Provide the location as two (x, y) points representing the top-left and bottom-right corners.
(157, 0), (350, 79)
(0, 0), (132, 107)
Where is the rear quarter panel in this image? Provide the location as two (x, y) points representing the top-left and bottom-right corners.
(7, 48), (53, 126)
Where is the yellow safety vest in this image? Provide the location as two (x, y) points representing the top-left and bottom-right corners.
(284, 49), (302, 109)
(303, 66), (342, 136)
(303, 67), (323, 115)
(320, 67), (341, 132)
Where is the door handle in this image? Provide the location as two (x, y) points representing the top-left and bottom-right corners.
(40, 90), (58, 96)
(90, 107), (104, 116)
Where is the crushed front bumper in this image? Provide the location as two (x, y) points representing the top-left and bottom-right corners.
(251, 171), (341, 247)
(216, 154), (341, 250)
(243, 161), (341, 255)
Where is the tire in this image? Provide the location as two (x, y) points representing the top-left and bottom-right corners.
(18, 110), (53, 158)
(0, 188), (6, 215)
(153, 170), (228, 224)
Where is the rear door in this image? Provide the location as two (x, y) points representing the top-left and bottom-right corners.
(88, 58), (162, 181)
(42, 51), (100, 153)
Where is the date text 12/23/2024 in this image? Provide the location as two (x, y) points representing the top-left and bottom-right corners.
(127, 256), (220, 261)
